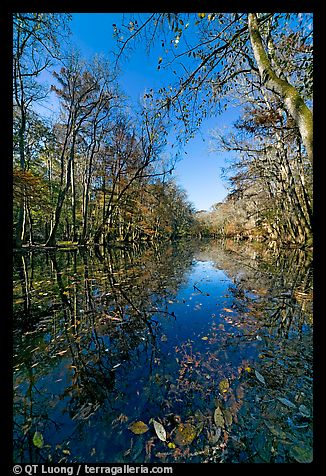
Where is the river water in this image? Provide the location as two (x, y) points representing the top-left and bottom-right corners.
(13, 239), (313, 463)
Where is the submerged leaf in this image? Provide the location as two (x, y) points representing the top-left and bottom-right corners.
(299, 404), (311, 418)
(153, 420), (167, 441)
(33, 431), (44, 448)
(255, 370), (266, 385)
(219, 378), (229, 393)
(264, 421), (287, 439)
(128, 421), (149, 435)
(214, 407), (225, 428)
(195, 421), (204, 436)
(222, 408), (233, 427)
(277, 397), (296, 409)
(290, 445), (313, 463)
(207, 426), (221, 445)
(174, 423), (197, 446)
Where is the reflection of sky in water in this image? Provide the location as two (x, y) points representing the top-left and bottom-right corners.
(159, 260), (234, 341)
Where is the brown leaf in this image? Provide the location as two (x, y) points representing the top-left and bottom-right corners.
(128, 421), (149, 435)
(174, 423), (197, 446)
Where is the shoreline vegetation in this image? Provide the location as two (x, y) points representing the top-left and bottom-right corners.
(13, 13), (312, 252)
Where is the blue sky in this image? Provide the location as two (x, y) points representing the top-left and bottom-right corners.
(67, 13), (238, 210)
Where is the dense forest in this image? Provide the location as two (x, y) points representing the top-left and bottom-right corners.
(13, 13), (313, 248)
(13, 12), (314, 465)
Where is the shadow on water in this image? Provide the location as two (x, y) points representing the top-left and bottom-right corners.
(13, 239), (312, 463)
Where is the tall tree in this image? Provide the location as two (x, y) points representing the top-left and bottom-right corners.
(13, 13), (71, 247)
(247, 13), (313, 163)
(116, 13), (313, 163)
(45, 55), (117, 246)
(115, 12), (313, 245)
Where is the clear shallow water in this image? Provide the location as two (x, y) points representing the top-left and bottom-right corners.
(13, 240), (313, 463)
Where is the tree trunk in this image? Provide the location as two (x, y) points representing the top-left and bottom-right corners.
(71, 156), (77, 242)
(248, 13), (313, 163)
(15, 197), (25, 248)
(80, 146), (96, 244)
(15, 102), (27, 248)
(45, 136), (76, 247)
(45, 190), (66, 246)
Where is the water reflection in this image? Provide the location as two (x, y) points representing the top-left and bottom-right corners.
(13, 240), (312, 463)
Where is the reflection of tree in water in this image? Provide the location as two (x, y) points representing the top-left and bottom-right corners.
(196, 239), (312, 336)
(13, 240), (312, 463)
(13, 241), (196, 462)
(178, 240), (313, 463)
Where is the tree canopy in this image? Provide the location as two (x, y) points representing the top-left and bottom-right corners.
(13, 12), (313, 248)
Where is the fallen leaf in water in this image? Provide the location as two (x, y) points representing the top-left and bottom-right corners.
(277, 397), (296, 409)
(167, 442), (176, 449)
(214, 407), (225, 428)
(264, 421), (287, 439)
(222, 408), (233, 427)
(299, 404), (311, 418)
(255, 370), (266, 385)
(174, 423), (197, 446)
(236, 384), (244, 400)
(201, 336), (208, 340)
(152, 420), (167, 441)
(289, 445), (313, 463)
(223, 308), (233, 313)
(207, 426), (221, 444)
(33, 431), (44, 448)
(57, 349), (68, 356)
(219, 378), (230, 393)
(128, 421), (149, 435)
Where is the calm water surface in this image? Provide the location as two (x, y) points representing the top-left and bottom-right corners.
(13, 239), (313, 463)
